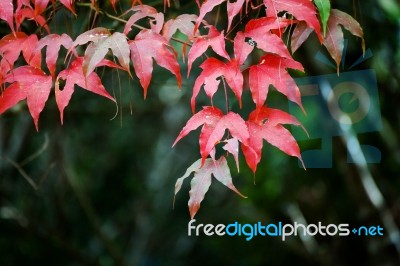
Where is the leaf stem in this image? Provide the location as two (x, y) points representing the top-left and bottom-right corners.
(222, 77), (230, 113)
(75, 2), (191, 46)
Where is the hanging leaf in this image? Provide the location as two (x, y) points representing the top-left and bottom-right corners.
(187, 26), (230, 76)
(242, 106), (306, 173)
(1, 66), (52, 130)
(323, 9), (365, 72)
(0, 0), (15, 33)
(249, 54), (304, 110)
(191, 57), (243, 112)
(129, 30), (181, 98)
(263, 0), (323, 41)
(55, 57), (116, 123)
(35, 34), (73, 78)
(173, 106), (249, 164)
(175, 156), (246, 219)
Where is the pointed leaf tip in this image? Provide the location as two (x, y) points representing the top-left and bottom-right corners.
(175, 157), (244, 218)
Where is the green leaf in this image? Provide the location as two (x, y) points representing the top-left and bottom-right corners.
(314, 0), (331, 36)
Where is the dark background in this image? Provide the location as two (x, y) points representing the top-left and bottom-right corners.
(1, 0), (399, 265)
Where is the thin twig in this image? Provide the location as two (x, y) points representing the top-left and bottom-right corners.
(0, 157), (38, 190)
(76, 2), (191, 46)
(19, 134), (49, 166)
(222, 77), (230, 113)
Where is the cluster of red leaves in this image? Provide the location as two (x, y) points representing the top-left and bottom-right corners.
(172, 0), (364, 218)
(0, 1), (182, 130)
(0, 0), (364, 218)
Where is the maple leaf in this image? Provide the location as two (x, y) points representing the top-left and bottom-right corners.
(187, 26), (230, 76)
(244, 17), (294, 59)
(242, 106), (305, 173)
(0, 32), (41, 69)
(290, 21), (314, 53)
(1, 66), (52, 130)
(233, 31), (253, 66)
(15, 7), (50, 33)
(163, 0), (170, 10)
(194, 0), (250, 33)
(323, 9), (365, 73)
(163, 14), (199, 42)
(55, 57), (116, 123)
(194, 0), (225, 32)
(223, 138), (240, 172)
(34, 0), (50, 16)
(60, 0), (76, 15)
(71, 27), (110, 48)
(71, 28), (130, 77)
(35, 33), (73, 78)
(109, 0), (118, 12)
(174, 156), (245, 219)
(162, 14), (199, 62)
(16, 0), (32, 11)
(249, 54), (304, 110)
(191, 57), (243, 112)
(173, 106), (249, 164)
(123, 5), (164, 35)
(83, 32), (131, 77)
(227, 0), (250, 31)
(0, 0), (15, 33)
(129, 30), (181, 98)
(263, 0), (322, 42)
(0, 83), (26, 114)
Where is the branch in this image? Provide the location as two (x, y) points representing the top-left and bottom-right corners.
(76, 2), (192, 46)
(0, 157), (38, 190)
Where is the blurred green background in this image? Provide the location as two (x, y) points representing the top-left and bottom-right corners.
(0, 0), (399, 265)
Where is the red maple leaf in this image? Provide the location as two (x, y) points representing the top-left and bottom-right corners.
(163, 14), (199, 42)
(35, 33), (73, 78)
(162, 14), (199, 62)
(173, 106), (249, 164)
(55, 57), (116, 123)
(263, 0), (322, 41)
(249, 53), (304, 110)
(123, 5), (164, 35)
(0, 32), (41, 70)
(233, 31), (253, 66)
(33, 0), (50, 16)
(60, 0), (76, 15)
(129, 30), (182, 98)
(227, 0), (250, 31)
(242, 106), (306, 173)
(109, 0), (118, 12)
(0, 66), (52, 130)
(194, 0), (225, 33)
(0, 0), (15, 33)
(187, 26), (230, 76)
(244, 17), (294, 59)
(15, 7), (50, 33)
(194, 0), (250, 33)
(191, 57), (243, 112)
